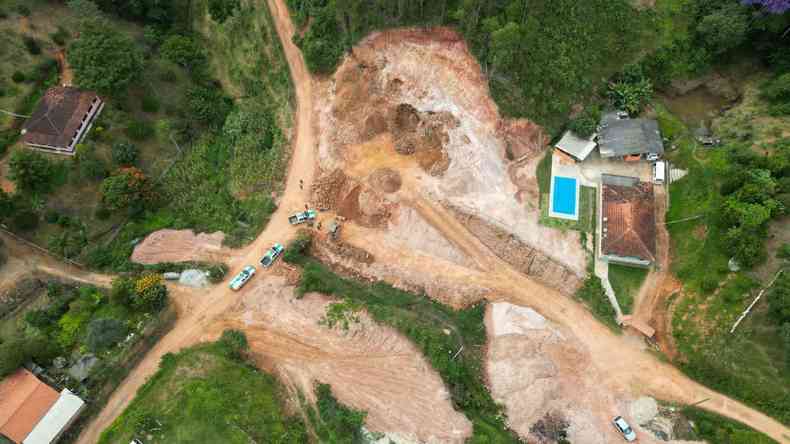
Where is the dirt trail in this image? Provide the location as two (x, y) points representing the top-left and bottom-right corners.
(0, 231), (113, 288)
(69, 4), (790, 444)
(74, 0), (317, 441)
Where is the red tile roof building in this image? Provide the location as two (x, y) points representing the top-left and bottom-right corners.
(601, 174), (656, 267)
(0, 369), (59, 444)
(21, 87), (104, 156)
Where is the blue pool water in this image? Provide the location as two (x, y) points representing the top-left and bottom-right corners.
(552, 176), (578, 216)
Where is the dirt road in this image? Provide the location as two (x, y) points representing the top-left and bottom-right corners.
(73, 0), (317, 441)
(69, 2), (790, 443)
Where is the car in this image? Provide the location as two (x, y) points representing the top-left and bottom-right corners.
(229, 266), (256, 291)
(260, 243), (285, 268)
(130, 439), (144, 444)
(613, 416), (637, 442)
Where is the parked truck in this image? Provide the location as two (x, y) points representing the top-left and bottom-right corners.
(288, 209), (316, 225)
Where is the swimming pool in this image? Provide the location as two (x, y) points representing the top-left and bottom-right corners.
(550, 175), (579, 220)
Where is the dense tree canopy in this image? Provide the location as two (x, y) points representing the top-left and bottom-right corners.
(8, 150), (52, 194)
(68, 21), (143, 94)
(100, 167), (154, 211)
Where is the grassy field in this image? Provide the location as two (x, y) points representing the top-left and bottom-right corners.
(98, 333), (367, 444)
(98, 341), (308, 444)
(290, 253), (521, 443)
(608, 264), (648, 314)
(658, 95), (790, 425)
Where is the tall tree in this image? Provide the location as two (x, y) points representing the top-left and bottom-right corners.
(68, 21), (143, 94)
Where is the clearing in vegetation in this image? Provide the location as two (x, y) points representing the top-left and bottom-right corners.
(98, 331), (367, 444)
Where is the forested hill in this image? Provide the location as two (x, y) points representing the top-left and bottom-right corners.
(289, 0), (643, 132)
(287, 0), (790, 134)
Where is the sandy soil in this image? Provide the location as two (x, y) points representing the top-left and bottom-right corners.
(314, 27), (587, 278)
(213, 276), (472, 443)
(131, 229), (233, 265)
(68, 3), (790, 444)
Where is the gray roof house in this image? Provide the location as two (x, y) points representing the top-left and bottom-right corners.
(598, 113), (663, 159)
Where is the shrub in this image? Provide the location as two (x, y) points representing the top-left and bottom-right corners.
(110, 276), (135, 306)
(133, 273), (167, 312)
(45, 209), (60, 224)
(159, 70), (177, 82)
(217, 329), (248, 360)
(11, 71), (26, 83)
(186, 85), (232, 127)
(208, 0), (240, 23)
(207, 264), (229, 283)
(50, 27), (69, 46)
(8, 149), (52, 193)
(283, 232), (312, 264)
(701, 276), (719, 294)
(100, 167), (154, 211)
(15, 5), (30, 16)
(23, 36), (41, 55)
(567, 107), (600, 138)
(111, 141), (138, 166)
(140, 94), (160, 113)
(769, 272), (790, 324)
(85, 318), (128, 352)
(125, 120), (155, 140)
(12, 210), (38, 231)
(75, 144), (107, 181)
(159, 35), (204, 70)
(95, 206), (111, 220)
(778, 243), (790, 259)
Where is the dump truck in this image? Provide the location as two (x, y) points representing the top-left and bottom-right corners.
(260, 243), (284, 268)
(288, 209), (316, 225)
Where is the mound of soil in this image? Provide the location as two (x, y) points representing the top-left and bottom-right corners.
(312, 169), (350, 210)
(368, 168), (402, 193)
(131, 229), (231, 265)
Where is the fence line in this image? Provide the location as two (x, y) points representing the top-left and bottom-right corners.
(0, 225), (86, 269)
(730, 269), (784, 334)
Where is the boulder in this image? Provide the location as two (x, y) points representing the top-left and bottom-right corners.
(68, 354), (98, 382)
(179, 269), (210, 288)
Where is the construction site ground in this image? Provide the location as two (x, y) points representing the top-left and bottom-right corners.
(0, 1), (786, 443)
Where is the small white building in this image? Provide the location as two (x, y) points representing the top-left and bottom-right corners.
(554, 131), (597, 162)
(23, 389), (85, 444)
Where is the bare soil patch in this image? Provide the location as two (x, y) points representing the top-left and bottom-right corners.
(131, 229), (233, 265)
(220, 276), (473, 443)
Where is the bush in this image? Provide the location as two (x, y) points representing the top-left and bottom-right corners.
(159, 70), (177, 82)
(769, 272), (790, 324)
(12, 210), (38, 231)
(778, 243), (790, 259)
(68, 21), (143, 94)
(75, 144), (107, 181)
(217, 329), (248, 360)
(701, 276), (719, 294)
(50, 27), (69, 46)
(207, 264), (229, 283)
(283, 232), (312, 264)
(85, 318), (128, 352)
(23, 36), (41, 55)
(208, 0), (240, 23)
(8, 149), (52, 193)
(159, 35), (204, 70)
(140, 94), (160, 113)
(100, 167), (154, 211)
(45, 209), (60, 224)
(133, 274), (168, 312)
(567, 107), (600, 138)
(125, 120), (155, 140)
(111, 141), (138, 166)
(11, 71), (26, 83)
(15, 5), (30, 16)
(186, 85), (232, 127)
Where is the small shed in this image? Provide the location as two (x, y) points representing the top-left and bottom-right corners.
(555, 131), (597, 162)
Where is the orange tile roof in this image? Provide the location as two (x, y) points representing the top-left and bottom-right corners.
(0, 369), (59, 443)
(602, 180), (656, 263)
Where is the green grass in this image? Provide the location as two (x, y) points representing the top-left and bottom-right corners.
(540, 185), (597, 233)
(681, 406), (777, 444)
(98, 342), (308, 444)
(295, 259), (521, 443)
(608, 264), (648, 314)
(575, 275), (620, 332)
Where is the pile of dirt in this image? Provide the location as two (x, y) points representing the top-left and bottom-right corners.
(485, 302), (675, 444)
(389, 104), (456, 176)
(226, 276), (473, 443)
(131, 229), (231, 265)
(312, 168), (351, 211)
(368, 168), (402, 193)
(449, 206), (583, 295)
(497, 119), (548, 161)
